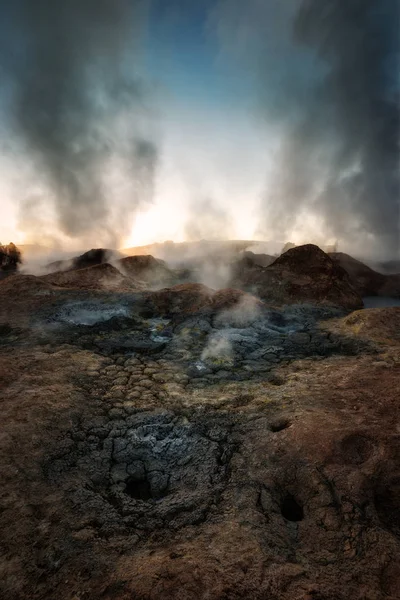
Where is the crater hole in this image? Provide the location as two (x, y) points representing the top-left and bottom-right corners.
(339, 434), (374, 465)
(281, 493), (304, 522)
(270, 419), (291, 433)
(124, 476), (152, 501)
(375, 477), (400, 537)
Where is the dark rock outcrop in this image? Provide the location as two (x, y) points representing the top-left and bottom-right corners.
(232, 244), (363, 310)
(46, 251), (181, 290)
(48, 248), (117, 272)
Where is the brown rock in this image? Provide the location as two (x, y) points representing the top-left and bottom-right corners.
(47, 247), (118, 272)
(231, 244), (363, 309)
(119, 254), (177, 287)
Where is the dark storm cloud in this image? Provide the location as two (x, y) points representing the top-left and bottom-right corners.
(0, 0), (157, 244)
(212, 0), (400, 255)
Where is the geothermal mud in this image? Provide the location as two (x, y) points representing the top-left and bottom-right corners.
(0, 280), (400, 599)
(45, 406), (235, 535)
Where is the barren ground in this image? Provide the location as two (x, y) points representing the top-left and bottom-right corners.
(1, 275), (400, 600)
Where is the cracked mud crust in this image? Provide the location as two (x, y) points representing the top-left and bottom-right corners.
(0, 279), (399, 600)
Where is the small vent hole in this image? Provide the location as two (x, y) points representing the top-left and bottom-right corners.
(125, 476), (152, 501)
(270, 419), (291, 433)
(281, 493), (304, 522)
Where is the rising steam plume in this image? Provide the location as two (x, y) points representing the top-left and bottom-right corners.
(0, 1), (398, 257)
(212, 0), (400, 256)
(0, 0), (156, 246)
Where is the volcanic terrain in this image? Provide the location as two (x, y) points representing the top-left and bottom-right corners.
(0, 244), (400, 600)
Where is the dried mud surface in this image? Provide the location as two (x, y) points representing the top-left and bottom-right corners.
(1, 276), (400, 600)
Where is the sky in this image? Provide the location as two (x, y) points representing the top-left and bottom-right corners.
(0, 0), (399, 259)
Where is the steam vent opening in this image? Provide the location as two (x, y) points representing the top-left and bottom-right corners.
(270, 418), (291, 433)
(125, 476), (153, 501)
(374, 478), (400, 537)
(281, 493), (304, 522)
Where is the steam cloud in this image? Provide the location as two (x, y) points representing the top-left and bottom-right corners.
(201, 334), (233, 364)
(0, 1), (398, 257)
(0, 0), (157, 246)
(211, 0), (400, 256)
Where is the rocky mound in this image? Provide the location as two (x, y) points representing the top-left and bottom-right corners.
(45, 251), (176, 290)
(119, 255), (178, 288)
(232, 244), (363, 310)
(47, 248), (117, 272)
(329, 252), (400, 298)
(41, 263), (138, 291)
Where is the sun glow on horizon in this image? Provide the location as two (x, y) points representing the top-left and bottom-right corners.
(123, 197), (263, 250)
(123, 204), (187, 249)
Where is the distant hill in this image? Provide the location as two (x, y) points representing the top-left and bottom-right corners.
(329, 252), (400, 298)
(375, 259), (400, 275)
